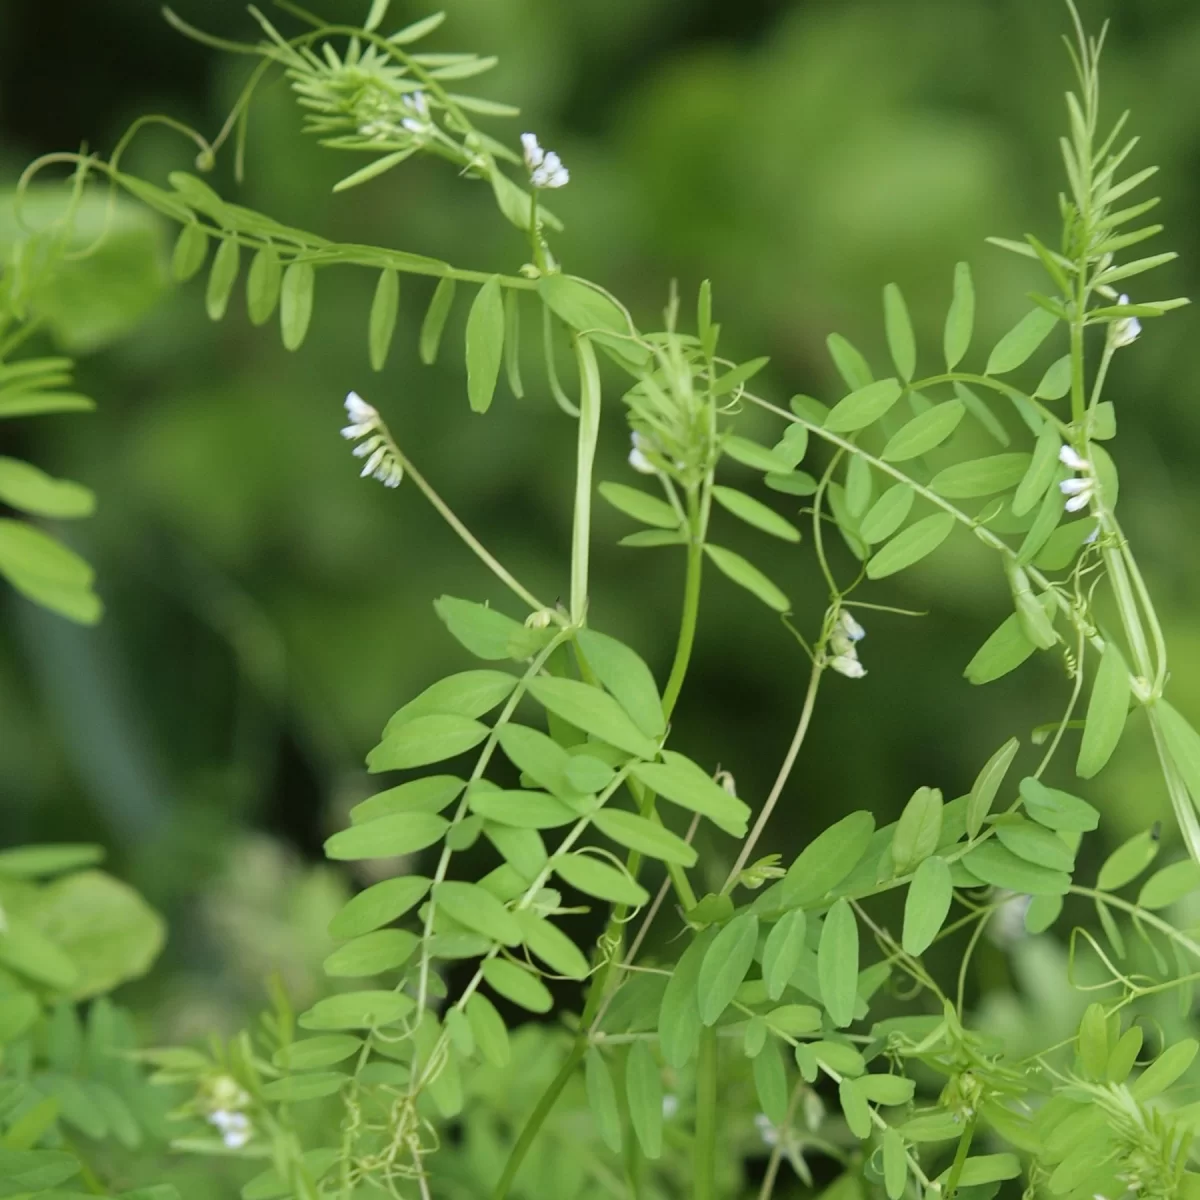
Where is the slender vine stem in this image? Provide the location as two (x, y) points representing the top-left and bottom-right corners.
(694, 1025), (719, 1200)
(571, 334), (602, 624)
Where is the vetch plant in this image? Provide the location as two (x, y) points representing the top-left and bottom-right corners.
(6, 2), (1200, 1198)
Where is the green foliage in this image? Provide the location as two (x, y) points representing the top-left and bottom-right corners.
(8, 1), (1200, 1198)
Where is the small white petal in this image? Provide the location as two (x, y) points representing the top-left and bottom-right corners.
(1118, 293), (1130, 306)
(662, 1094), (679, 1120)
(361, 447), (386, 477)
(352, 435), (382, 459)
(345, 391), (378, 424)
(1084, 524), (1100, 544)
(1065, 488), (1093, 512)
(402, 118), (425, 134)
(838, 610), (866, 642)
(1059, 478), (1091, 496)
(521, 132), (545, 169)
(830, 655), (867, 679)
(1058, 445), (1089, 471)
(628, 448), (655, 474)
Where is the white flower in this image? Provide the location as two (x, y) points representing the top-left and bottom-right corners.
(521, 133), (545, 170)
(1109, 294), (1142, 349)
(754, 1112), (780, 1147)
(830, 654), (866, 679)
(1058, 444), (1095, 513)
(1059, 476), (1095, 512)
(662, 1094), (679, 1120)
(1058, 444), (1089, 472)
(837, 609), (866, 642)
(628, 431), (657, 474)
(340, 392), (402, 487)
(208, 1108), (252, 1150)
(522, 132), (569, 189)
(400, 90), (431, 135)
(989, 892), (1032, 946)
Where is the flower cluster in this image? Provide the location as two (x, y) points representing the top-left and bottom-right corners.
(828, 609), (866, 679)
(521, 133), (569, 189)
(1058, 444), (1094, 512)
(341, 392), (403, 487)
(202, 1076), (253, 1149)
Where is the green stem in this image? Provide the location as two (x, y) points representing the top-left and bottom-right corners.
(663, 533), (704, 714)
(694, 1026), (719, 1200)
(942, 1114), (978, 1199)
(571, 334), (602, 624)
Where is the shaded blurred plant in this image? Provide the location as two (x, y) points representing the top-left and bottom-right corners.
(7, 1), (1200, 1199)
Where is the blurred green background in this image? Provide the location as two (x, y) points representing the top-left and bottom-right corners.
(2, 0), (1200, 1044)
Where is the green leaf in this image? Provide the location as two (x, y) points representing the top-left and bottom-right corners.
(171, 222), (208, 282)
(704, 544), (790, 612)
(280, 261), (315, 351)
(368, 268), (400, 371)
(385, 671), (516, 736)
(1130, 1038), (1198, 1099)
(0, 518), (101, 624)
(352, 777), (464, 824)
(1137, 860), (1200, 910)
(272, 1035), (361, 1071)
(469, 787), (574, 829)
(481, 959), (553, 1012)
(0, 1149), (79, 1192)
(818, 899), (858, 1027)
(859, 1074), (916, 1105)
(967, 738), (1020, 837)
(585, 1049), (622, 1153)
(883, 1128), (908, 1199)
(299, 990), (415, 1031)
(903, 857), (953, 955)
(781, 811), (875, 908)
(1024, 893), (1062, 934)
(860, 485), (914, 545)
(420, 277), (457, 365)
(892, 787), (943, 875)
(537, 275), (645, 368)
(985, 308), (1058, 375)
(626, 1040), (663, 1157)
(931, 453), (1031, 499)
(881, 400), (965, 463)
(514, 910), (589, 979)
(723, 435), (794, 473)
(712, 486), (800, 542)
(1097, 829), (1159, 892)
(485, 823), (547, 881)
(0, 917), (78, 990)
(825, 379), (902, 434)
(591, 808), (697, 867)
(1035, 354), (1073, 400)
(943, 262), (974, 369)
(204, 237), (239, 320)
(332, 149), (416, 194)
(964, 612), (1037, 685)
(936, 1154), (1020, 1187)
(631, 751), (751, 837)
(434, 595), (545, 662)
(752, 1040), (789, 1126)
(328, 876), (431, 938)
(765, 1004), (821, 1036)
(0, 991), (38, 1045)
(0, 844), (103, 878)
(28, 870), (164, 999)
(260, 1072), (346, 1103)
(1107, 1026), (1143, 1084)
(698, 913), (759, 1025)
(244, 246), (282, 328)
(1018, 777), (1100, 832)
(866, 512), (955, 580)
(367, 713), (489, 771)
(995, 817), (1075, 871)
(465, 275), (505, 413)
(495, 724), (575, 797)
(827, 333), (873, 390)
(845, 454), (873, 518)
(962, 841), (1070, 895)
(772, 423), (809, 467)
(764, 469), (818, 497)
(762, 909), (807, 1000)
(598, 481), (679, 529)
(324, 813), (449, 861)
(552, 853), (648, 907)
(955, 380), (1009, 446)
(1077, 645), (1131, 779)
(433, 881), (521, 946)
(466, 993), (510, 1067)
(659, 928), (714, 1067)
(323, 929), (417, 977)
(883, 284), (916, 381)
(838, 1078), (873, 1138)
(1013, 424), (1062, 517)
(712, 355), (770, 397)
(1078, 1002), (1109, 1080)
(529, 675), (658, 759)
(575, 627), (665, 738)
